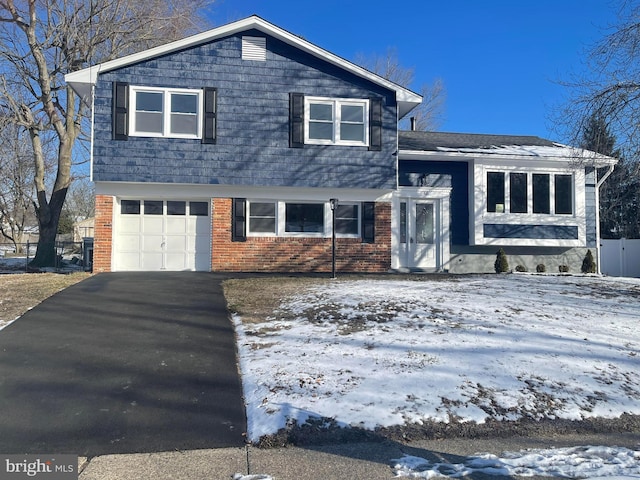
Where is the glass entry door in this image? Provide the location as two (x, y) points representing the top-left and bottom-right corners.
(401, 199), (437, 269)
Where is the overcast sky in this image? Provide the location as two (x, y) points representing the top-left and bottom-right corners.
(209, 0), (621, 142)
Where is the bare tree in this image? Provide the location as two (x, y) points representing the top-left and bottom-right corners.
(355, 48), (446, 131)
(558, 1), (640, 158)
(0, 116), (36, 253)
(64, 176), (95, 221)
(0, 0), (212, 267)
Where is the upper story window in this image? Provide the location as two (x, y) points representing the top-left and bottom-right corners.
(486, 171), (574, 215)
(305, 97), (369, 146)
(130, 86), (202, 139)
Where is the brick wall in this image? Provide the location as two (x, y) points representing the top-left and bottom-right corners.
(94, 195), (114, 273)
(211, 198), (391, 272)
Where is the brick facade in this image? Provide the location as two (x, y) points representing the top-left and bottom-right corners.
(94, 195), (114, 273)
(211, 198), (391, 273)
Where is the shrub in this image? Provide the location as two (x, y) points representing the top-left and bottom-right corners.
(559, 265), (569, 273)
(536, 264), (546, 273)
(494, 248), (509, 273)
(581, 249), (597, 274)
(515, 265), (527, 272)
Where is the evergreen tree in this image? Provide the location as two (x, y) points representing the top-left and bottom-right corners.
(494, 248), (509, 273)
(580, 114), (640, 239)
(582, 249), (597, 274)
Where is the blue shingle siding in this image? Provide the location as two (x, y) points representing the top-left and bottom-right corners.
(92, 32), (397, 189)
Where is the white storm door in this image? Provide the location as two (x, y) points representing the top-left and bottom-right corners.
(408, 200), (437, 269)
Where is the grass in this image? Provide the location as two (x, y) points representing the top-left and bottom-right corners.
(222, 276), (325, 323)
(0, 272), (92, 328)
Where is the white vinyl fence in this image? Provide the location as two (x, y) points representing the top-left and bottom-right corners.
(600, 239), (640, 278)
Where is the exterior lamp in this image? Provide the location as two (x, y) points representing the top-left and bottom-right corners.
(329, 199), (339, 278)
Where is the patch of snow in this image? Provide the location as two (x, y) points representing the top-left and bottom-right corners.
(232, 475), (273, 480)
(392, 445), (640, 478)
(234, 275), (640, 441)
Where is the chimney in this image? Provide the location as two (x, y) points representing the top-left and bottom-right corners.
(410, 117), (417, 131)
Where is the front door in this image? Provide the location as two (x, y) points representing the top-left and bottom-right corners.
(400, 199), (438, 269)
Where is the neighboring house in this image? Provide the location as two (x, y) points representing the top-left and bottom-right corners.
(65, 15), (616, 274)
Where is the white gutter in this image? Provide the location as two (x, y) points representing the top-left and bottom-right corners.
(595, 164), (616, 275)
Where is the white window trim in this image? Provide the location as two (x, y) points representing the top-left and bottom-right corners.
(304, 96), (369, 146)
(246, 200), (361, 238)
(247, 200), (278, 237)
(129, 86), (203, 139)
(472, 164), (586, 247)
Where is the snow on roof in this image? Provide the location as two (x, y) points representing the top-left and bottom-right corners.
(399, 131), (618, 165)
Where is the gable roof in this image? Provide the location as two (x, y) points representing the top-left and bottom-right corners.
(398, 130), (618, 165)
(65, 15), (422, 118)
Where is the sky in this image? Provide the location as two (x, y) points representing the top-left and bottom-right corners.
(208, 0), (622, 142)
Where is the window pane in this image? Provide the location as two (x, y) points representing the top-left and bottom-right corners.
(340, 123), (364, 142)
(309, 122), (333, 140)
(285, 203), (324, 233)
(416, 203), (434, 244)
(487, 172), (505, 212)
(167, 201), (186, 215)
(341, 105), (363, 123)
(249, 218), (276, 233)
(309, 103), (333, 121)
(136, 92), (162, 112)
(190, 202), (208, 216)
(170, 114), (197, 135)
(335, 204), (358, 235)
(136, 112), (163, 133)
(171, 94), (197, 114)
(533, 174), (550, 214)
(121, 200), (140, 215)
(250, 202), (276, 217)
(555, 175), (573, 214)
(400, 202), (407, 244)
(144, 201), (163, 215)
(509, 172), (528, 213)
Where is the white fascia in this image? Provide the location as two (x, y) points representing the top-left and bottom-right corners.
(94, 181), (394, 203)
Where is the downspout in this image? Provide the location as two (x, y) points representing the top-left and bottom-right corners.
(595, 164), (615, 274)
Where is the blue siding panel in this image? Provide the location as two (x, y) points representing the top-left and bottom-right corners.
(484, 224), (579, 240)
(399, 160), (469, 245)
(93, 32), (398, 189)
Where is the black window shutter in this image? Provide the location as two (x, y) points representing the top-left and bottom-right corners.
(232, 198), (247, 242)
(369, 97), (382, 151)
(362, 202), (375, 243)
(289, 92), (304, 148)
(113, 82), (129, 140)
(203, 87), (217, 144)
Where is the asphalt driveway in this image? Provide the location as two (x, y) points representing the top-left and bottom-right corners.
(0, 272), (247, 456)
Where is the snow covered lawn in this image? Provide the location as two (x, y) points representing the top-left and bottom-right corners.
(233, 274), (640, 442)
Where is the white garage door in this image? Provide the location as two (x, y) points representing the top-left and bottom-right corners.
(115, 199), (211, 271)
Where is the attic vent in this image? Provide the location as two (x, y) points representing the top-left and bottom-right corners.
(242, 36), (266, 61)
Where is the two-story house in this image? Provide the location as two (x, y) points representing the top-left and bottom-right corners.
(66, 15), (616, 274)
